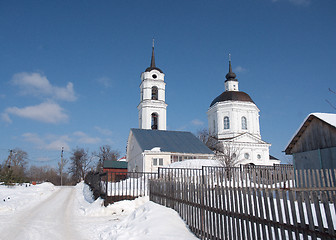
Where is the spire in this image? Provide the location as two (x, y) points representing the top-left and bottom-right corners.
(145, 38), (163, 73)
(150, 38), (156, 68)
(225, 53), (237, 81)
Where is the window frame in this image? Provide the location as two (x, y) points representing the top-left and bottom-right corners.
(151, 86), (158, 100)
(242, 116), (247, 130)
(151, 113), (158, 130)
(224, 116), (230, 130)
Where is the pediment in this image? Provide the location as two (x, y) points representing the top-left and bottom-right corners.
(229, 133), (269, 145)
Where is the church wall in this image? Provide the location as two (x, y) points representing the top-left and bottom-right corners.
(222, 141), (272, 165)
(127, 134), (144, 172)
(208, 101), (261, 139)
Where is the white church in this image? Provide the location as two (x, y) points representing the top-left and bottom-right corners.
(207, 57), (280, 165)
(126, 45), (214, 172)
(126, 45), (279, 172)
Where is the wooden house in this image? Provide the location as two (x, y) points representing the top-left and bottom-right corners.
(103, 160), (128, 182)
(285, 113), (336, 170)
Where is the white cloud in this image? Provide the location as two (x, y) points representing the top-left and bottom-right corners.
(191, 119), (204, 126)
(45, 138), (71, 151)
(234, 66), (247, 73)
(22, 133), (71, 151)
(22, 133), (45, 146)
(96, 77), (112, 88)
(11, 72), (77, 101)
(4, 101), (68, 124)
(73, 131), (101, 144)
(94, 126), (113, 136)
(1, 113), (12, 123)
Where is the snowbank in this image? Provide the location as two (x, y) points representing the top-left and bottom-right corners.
(74, 182), (148, 217)
(99, 201), (198, 240)
(73, 182), (198, 239)
(0, 182), (55, 213)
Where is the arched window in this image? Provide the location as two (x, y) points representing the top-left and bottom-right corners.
(151, 86), (158, 100)
(151, 113), (158, 130)
(224, 117), (230, 129)
(242, 116), (247, 130)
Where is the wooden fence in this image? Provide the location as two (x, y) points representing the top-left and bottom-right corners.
(150, 167), (336, 240)
(101, 171), (158, 204)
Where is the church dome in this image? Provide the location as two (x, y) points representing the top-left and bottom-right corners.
(145, 66), (163, 73)
(210, 91), (254, 107)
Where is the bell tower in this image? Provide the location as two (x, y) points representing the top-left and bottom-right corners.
(137, 41), (167, 130)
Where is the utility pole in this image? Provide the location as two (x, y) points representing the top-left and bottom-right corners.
(61, 147), (64, 186)
(5, 149), (13, 167)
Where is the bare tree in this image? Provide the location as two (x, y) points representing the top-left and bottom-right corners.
(69, 148), (92, 183)
(1, 148), (28, 183)
(326, 88), (336, 110)
(94, 145), (120, 173)
(197, 128), (209, 144)
(197, 128), (244, 167)
(207, 135), (243, 167)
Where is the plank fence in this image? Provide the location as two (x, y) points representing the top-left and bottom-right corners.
(101, 171), (158, 204)
(150, 167), (336, 240)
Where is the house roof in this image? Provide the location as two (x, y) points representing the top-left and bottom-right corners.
(103, 160), (128, 169)
(285, 113), (336, 154)
(269, 155), (279, 160)
(130, 128), (214, 155)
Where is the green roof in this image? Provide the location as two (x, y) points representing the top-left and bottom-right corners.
(103, 160), (128, 169)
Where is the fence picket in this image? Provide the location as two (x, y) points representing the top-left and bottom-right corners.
(87, 166), (336, 240)
(321, 191), (335, 238)
(296, 191), (308, 240)
(275, 189), (286, 240)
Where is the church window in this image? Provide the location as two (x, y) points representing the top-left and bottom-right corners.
(159, 158), (163, 165)
(257, 154), (261, 160)
(153, 158), (158, 166)
(242, 116), (247, 130)
(244, 153), (250, 159)
(152, 74), (157, 79)
(151, 113), (158, 130)
(224, 117), (230, 129)
(152, 86), (158, 100)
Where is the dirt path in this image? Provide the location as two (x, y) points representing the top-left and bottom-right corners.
(0, 187), (86, 240)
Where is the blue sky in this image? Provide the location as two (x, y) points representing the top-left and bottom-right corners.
(0, 0), (335, 166)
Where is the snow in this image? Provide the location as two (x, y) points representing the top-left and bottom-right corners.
(312, 112), (336, 127)
(0, 182), (198, 240)
(0, 182), (56, 212)
(168, 159), (220, 169)
(286, 112), (336, 149)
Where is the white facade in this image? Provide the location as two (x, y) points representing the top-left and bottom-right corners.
(138, 69), (167, 130)
(207, 101), (261, 139)
(126, 129), (214, 173)
(207, 60), (280, 166)
(137, 47), (167, 131)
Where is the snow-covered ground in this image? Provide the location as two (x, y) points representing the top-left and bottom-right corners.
(0, 182), (198, 240)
